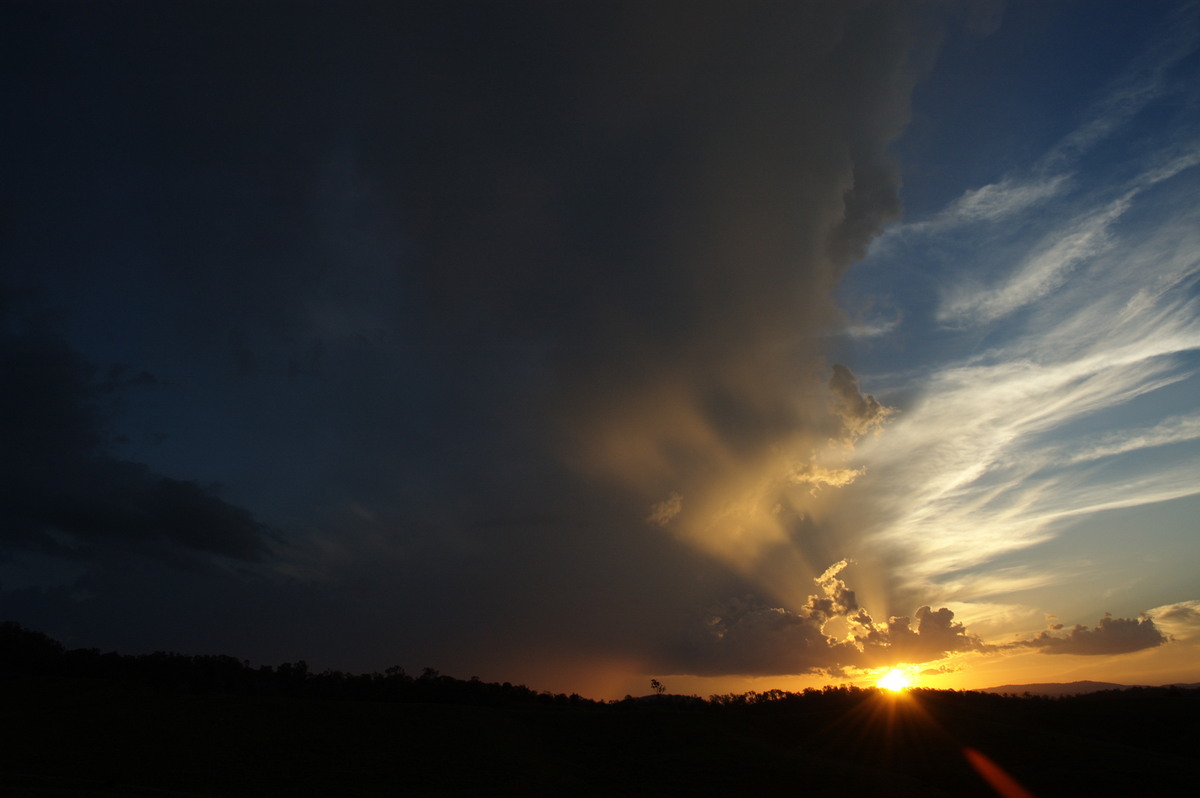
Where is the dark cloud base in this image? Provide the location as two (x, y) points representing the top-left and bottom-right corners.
(1018, 614), (1167, 656)
(663, 561), (986, 677)
(0, 297), (270, 565)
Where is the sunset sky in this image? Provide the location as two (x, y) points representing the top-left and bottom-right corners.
(3, 1), (1199, 698)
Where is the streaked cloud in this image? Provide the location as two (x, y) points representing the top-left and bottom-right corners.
(1147, 600), (1200, 642)
(941, 174), (1071, 223)
(938, 149), (1200, 326)
(837, 7), (1200, 643)
(1030, 413), (1200, 468)
(1040, 6), (1199, 170)
(841, 315), (903, 340)
(937, 191), (1130, 325)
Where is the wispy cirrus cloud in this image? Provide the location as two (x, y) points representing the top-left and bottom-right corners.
(872, 5), (1197, 264)
(1024, 412), (1200, 469)
(1040, 3), (1199, 171)
(870, 173), (1071, 252)
(941, 174), (1072, 224)
(837, 9), (1200, 626)
(938, 149), (1200, 327)
(936, 191), (1130, 326)
(851, 255), (1200, 584)
(847, 305), (1200, 575)
(1148, 599), (1200, 641)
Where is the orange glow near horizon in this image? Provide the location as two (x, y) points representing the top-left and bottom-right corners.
(878, 668), (912, 692)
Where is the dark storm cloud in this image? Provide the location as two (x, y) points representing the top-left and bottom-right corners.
(680, 594), (860, 676)
(0, 1), (982, 681)
(549, 3), (933, 600)
(1019, 614), (1168, 656)
(0, 298), (268, 563)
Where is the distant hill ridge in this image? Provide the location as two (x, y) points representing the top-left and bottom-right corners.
(980, 680), (1200, 696)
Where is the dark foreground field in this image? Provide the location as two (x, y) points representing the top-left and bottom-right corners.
(2, 626), (1196, 796)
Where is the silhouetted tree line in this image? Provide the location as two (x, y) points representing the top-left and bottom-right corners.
(4, 622), (1198, 723)
(708, 683), (1199, 722)
(0, 622), (595, 707)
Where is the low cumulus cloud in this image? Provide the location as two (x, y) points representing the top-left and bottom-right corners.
(666, 561), (984, 676)
(855, 604), (989, 667)
(663, 560), (1170, 675)
(1016, 613), (1168, 656)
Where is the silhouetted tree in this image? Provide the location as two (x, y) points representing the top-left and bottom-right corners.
(0, 622), (65, 673)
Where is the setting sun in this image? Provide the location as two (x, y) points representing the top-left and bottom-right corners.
(878, 669), (911, 692)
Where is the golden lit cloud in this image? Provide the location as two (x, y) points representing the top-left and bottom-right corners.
(646, 492), (683, 527)
(1148, 599), (1200, 641)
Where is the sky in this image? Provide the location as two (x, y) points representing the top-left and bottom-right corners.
(3, 0), (1199, 698)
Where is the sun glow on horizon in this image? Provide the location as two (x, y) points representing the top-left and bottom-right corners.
(878, 668), (912, 692)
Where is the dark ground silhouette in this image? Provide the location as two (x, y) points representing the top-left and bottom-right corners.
(2, 622), (1195, 796)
